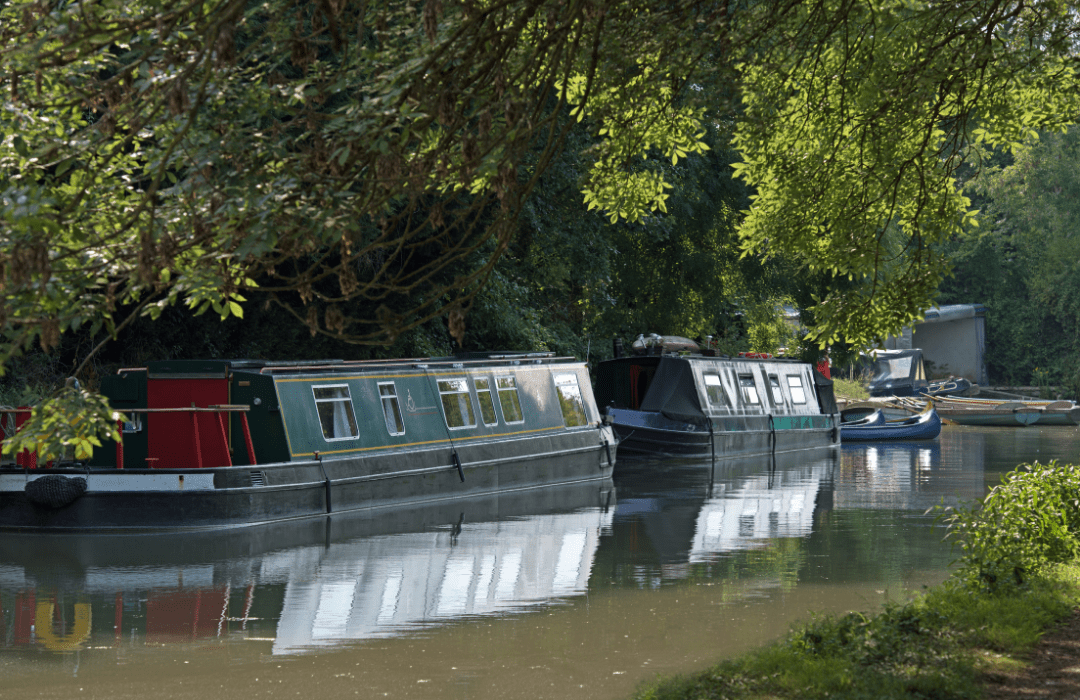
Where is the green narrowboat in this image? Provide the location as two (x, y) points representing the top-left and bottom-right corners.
(595, 337), (839, 459)
(0, 353), (616, 531)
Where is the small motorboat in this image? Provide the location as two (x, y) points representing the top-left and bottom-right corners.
(840, 406), (941, 442)
(862, 349), (974, 398)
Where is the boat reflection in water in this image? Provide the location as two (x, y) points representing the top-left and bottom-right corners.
(1, 439), (989, 663)
(603, 439), (978, 592)
(836, 441), (983, 510)
(0, 479), (614, 657)
(689, 458), (824, 563)
(270, 488), (611, 654)
(608, 448), (835, 582)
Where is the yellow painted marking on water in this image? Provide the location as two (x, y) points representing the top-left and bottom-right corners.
(35, 602), (92, 652)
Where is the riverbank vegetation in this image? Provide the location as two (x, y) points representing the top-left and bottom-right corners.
(630, 460), (1080, 700)
(831, 378), (869, 402)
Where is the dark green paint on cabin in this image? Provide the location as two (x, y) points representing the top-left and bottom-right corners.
(90, 355), (600, 470)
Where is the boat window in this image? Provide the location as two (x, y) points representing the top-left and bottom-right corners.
(871, 356), (912, 383)
(438, 378), (477, 429)
(312, 385), (359, 441)
(703, 373), (728, 406)
(768, 374), (784, 404)
(475, 377), (499, 426)
(787, 375), (807, 404)
(738, 374), (760, 405)
(553, 373), (588, 427)
(496, 376), (524, 424)
(378, 382), (405, 436)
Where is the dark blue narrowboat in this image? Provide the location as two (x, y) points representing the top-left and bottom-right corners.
(0, 353), (616, 531)
(595, 337), (839, 459)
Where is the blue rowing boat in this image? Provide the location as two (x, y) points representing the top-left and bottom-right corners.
(840, 406), (941, 442)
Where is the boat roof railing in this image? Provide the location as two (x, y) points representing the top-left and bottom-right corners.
(114, 352), (574, 377)
(256, 352), (572, 374)
(618, 351), (804, 363)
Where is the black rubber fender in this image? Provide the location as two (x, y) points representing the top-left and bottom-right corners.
(25, 475), (88, 508)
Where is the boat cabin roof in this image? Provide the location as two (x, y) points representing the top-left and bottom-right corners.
(597, 352), (832, 421)
(136, 352), (571, 378)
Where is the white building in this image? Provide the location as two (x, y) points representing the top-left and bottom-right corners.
(881, 304), (988, 385)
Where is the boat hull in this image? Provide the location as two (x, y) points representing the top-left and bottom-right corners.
(934, 409), (1042, 426)
(931, 398), (1080, 427)
(840, 409), (941, 442)
(0, 477), (615, 569)
(1030, 409), (1080, 426)
(608, 408), (839, 458)
(0, 429), (615, 531)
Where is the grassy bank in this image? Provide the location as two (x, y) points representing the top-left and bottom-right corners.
(832, 377), (869, 401)
(631, 461), (1080, 700)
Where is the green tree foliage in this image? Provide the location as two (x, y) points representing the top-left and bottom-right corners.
(6, 0), (1080, 457)
(588, 122), (796, 353)
(465, 116), (795, 360)
(0, 0), (718, 370)
(1, 384), (118, 462)
(732, 0), (1080, 348)
(941, 126), (1080, 387)
(8, 1), (1079, 364)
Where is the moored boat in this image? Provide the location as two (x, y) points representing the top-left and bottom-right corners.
(0, 353), (617, 531)
(931, 400), (1043, 426)
(865, 349), (930, 397)
(919, 376), (974, 398)
(594, 336), (840, 459)
(928, 396), (1080, 427)
(840, 406), (941, 442)
(862, 348), (975, 398)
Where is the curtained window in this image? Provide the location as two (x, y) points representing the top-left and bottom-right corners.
(313, 385), (359, 441)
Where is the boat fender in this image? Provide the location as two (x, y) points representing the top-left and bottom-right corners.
(602, 438), (612, 469)
(767, 414), (776, 454)
(25, 475), (87, 509)
(708, 420), (716, 467)
(452, 452), (465, 482)
(314, 451), (332, 514)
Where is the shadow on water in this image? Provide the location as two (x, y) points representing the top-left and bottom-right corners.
(0, 442), (974, 658)
(0, 480), (615, 656)
(4, 426), (1080, 700)
(597, 442), (978, 596)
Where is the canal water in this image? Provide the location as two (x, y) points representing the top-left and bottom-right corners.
(2, 424), (1078, 700)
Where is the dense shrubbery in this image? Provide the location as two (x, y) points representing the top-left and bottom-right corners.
(941, 461), (1080, 591)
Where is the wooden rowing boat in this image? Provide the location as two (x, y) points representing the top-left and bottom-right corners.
(929, 396), (1080, 427)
